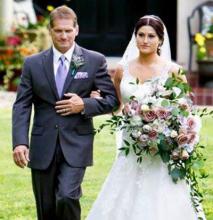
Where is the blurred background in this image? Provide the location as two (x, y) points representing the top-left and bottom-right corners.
(0, 0), (213, 104)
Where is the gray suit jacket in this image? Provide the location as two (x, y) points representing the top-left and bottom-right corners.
(12, 44), (118, 170)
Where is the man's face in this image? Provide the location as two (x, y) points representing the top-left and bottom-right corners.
(49, 18), (79, 53)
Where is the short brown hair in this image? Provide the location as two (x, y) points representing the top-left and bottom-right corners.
(49, 5), (78, 28)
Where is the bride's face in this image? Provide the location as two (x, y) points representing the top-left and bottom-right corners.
(136, 25), (161, 55)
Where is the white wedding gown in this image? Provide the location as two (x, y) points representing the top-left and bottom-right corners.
(86, 63), (206, 220)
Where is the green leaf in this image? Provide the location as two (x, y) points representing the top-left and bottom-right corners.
(170, 167), (185, 182)
(161, 99), (170, 107)
(159, 151), (170, 163)
(192, 160), (204, 170)
(171, 108), (179, 116)
(136, 78), (140, 84)
(123, 139), (130, 146)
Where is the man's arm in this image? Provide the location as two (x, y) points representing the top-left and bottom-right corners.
(55, 54), (119, 117)
(12, 58), (33, 168)
(82, 55), (119, 117)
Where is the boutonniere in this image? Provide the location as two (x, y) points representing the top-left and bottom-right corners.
(70, 54), (85, 76)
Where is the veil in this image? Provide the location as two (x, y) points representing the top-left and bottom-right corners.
(118, 15), (172, 66)
(116, 15), (172, 154)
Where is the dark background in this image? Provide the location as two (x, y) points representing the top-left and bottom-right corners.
(33, 0), (177, 59)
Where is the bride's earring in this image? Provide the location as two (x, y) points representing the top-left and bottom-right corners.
(157, 45), (161, 55)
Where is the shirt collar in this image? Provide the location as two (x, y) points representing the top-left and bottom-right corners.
(53, 43), (75, 63)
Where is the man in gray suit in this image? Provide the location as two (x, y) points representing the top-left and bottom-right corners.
(12, 5), (118, 220)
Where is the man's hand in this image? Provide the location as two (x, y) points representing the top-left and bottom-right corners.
(13, 145), (29, 168)
(55, 93), (85, 116)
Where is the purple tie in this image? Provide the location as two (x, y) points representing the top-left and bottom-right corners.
(55, 55), (68, 97)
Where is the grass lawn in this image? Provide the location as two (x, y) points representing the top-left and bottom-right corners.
(0, 108), (212, 220)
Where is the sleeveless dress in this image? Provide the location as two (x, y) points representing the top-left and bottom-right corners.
(86, 63), (206, 220)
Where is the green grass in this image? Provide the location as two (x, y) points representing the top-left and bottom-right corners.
(0, 108), (212, 219)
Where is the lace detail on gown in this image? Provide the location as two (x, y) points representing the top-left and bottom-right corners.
(86, 62), (206, 220)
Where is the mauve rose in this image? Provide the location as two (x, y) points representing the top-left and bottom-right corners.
(187, 132), (196, 144)
(177, 133), (188, 145)
(123, 103), (131, 115)
(156, 108), (170, 119)
(142, 110), (157, 122)
(130, 100), (139, 110)
(172, 150), (180, 160)
(148, 130), (158, 140)
(187, 117), (196, 130)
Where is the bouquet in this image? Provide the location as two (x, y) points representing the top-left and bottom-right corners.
(97, 70), (212, 216)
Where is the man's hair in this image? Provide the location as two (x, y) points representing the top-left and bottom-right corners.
(49, 5), (78, 28)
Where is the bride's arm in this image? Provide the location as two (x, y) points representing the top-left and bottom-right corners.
(90, 65), (123, 114)
(112, 65), (123, 114)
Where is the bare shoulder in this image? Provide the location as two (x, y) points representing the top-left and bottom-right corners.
(114, 64), (124, 82)
(168, 62), (183, 74)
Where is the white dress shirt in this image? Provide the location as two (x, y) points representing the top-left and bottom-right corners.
(52, 43), (75, 77)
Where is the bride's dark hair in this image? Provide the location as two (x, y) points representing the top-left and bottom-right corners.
(134, 15), (164, 55)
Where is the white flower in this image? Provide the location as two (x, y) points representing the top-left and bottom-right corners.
(172, 87), (182, 97)
(141, 104), (149, 111)
(130, 115), (142, 126)
(158, 90), (172, 97)
(132, 130), (142, 139)
(170, 130), (178, 138)
(143, 124), (152, 133)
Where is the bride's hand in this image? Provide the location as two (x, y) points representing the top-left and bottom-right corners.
(90, 90), (103, 99)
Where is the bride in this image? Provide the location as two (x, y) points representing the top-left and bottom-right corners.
(87, 15), (206, 220)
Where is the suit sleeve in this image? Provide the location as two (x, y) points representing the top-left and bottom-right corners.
(12, 58), (33, 149)
(82, 55), (119, 117)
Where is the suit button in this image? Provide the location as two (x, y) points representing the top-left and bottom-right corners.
(55, 125), (58, 129)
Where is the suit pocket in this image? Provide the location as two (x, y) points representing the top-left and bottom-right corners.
(31, 125), (44, 136)
(75, 124), (94, 135)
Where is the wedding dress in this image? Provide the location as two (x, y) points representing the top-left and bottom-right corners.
(86, 63), (206, 220)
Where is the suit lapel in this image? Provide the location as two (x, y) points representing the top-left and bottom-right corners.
(62, 44), (84, 94)
(43, 48), (59, 99)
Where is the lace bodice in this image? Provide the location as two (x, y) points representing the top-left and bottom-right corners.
(120, 62), (173, 104)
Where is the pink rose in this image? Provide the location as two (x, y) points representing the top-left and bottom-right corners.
(130, 100), (139, 110)
(123, 103), (131, 115)
(142, 110), (157, 122)
(139, 134), (148, 146)
(177, 133), (188, 145)
(157, 108), (171, 119)
(187, 132), (196, 144)
(148, 130), (158, 140)
(172, 150), (180, 160)
(187, 117), (196, 131)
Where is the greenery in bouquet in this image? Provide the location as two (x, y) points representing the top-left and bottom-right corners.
(96, 70), (212, 218)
